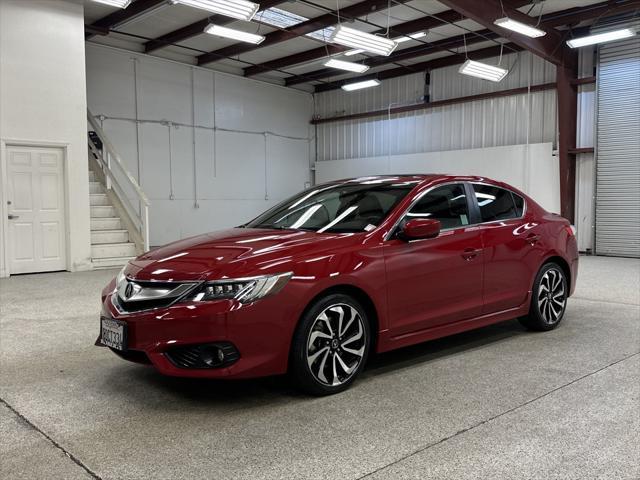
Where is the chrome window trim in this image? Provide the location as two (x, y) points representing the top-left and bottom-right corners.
(384, 181), (527, 241)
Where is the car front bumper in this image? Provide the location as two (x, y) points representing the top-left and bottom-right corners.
(97, 281), (299, 379)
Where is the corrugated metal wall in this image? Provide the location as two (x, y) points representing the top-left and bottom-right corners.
(595, 37), (640, 258)
(314, 51), (557, 161)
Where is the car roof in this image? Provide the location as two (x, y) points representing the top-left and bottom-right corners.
(325, 174), (499, 186)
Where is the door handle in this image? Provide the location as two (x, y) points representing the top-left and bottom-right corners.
(526, 234), (541, 245)
(8, 214), (19, 220)
(461, 248), (481, 260)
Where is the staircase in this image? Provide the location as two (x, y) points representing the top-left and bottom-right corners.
(89, 169), (137, 269)
(87, 109), (150, 270)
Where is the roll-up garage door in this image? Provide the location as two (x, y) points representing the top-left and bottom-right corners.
(595, 37), (640, 257)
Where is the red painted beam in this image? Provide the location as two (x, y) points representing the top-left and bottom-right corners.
(314, 43), (523, 93)
(243, 9), (466, 77)
(290, 0), (615, 88)
(85, 0), (166, 39)
(311, 82), (556, 124)
(286, 30), (497, 86)
(557, 59), (579, 223)
(144, 0), (285, 53)
(437, 0), (570, 67)
(568, 147), (595, 154)
(197, 0), (410, 66)
(542, 0), (640, 27)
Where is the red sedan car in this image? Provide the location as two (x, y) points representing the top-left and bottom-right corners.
(98, 175), (578, 395)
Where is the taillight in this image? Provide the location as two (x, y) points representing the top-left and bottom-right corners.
(565, 225), (576, 236)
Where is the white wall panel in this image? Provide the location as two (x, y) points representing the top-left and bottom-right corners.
(86, 44), (313, 246)
(316, 143), (559, 213)
(0, 0), (91, 276)
(314, 52), (558, 162)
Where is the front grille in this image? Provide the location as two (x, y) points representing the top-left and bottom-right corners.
(114, 295), (175, 313)
(165, 342), (240, 369)
(114, 280), (199, 313)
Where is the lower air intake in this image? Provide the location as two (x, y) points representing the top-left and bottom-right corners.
(165, 342), (239, 369)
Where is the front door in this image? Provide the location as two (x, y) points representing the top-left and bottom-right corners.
(384, 183), (484, 336)
(6, 146), (67, 274)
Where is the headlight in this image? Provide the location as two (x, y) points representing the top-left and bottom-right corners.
(188, 272), (292, 304)
(115, 265), (127, 291)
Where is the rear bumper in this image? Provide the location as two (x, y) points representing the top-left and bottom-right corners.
(98, 292), (299, 379)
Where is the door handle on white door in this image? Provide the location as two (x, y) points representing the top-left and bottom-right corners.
(8, 214), (19, 220)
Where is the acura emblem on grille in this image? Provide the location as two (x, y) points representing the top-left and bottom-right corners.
(124, 283), (134, 299)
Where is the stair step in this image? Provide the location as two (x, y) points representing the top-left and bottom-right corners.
(91, 256), (136, 270)
(89, 170), (97, 182)
(91, 217), (122, 231)
(90, 205), (116, 218)
(90, 193), (110, 206)
(91, 229), (129, 244)
(89, 181), (104, 194)
(92, 242), (136, 259)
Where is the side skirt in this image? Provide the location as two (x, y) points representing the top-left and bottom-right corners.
(377, 299), (531, 353)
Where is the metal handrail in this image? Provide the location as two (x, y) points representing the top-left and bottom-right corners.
(87, 109), (150, 251)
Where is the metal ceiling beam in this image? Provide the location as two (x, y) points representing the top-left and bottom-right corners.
(302, 0), (631, 90)
(144, 0), (285, 53)
(243, 9), (465, 77)
(243, 0), (536, 77)
(541, 0), (640, 27)
(196, 0), (411, 66)
(285, 30), (498, 86)
(436, 0), (569, 66)
(314, 43), (523, 93)
(85, 0), (166, 39)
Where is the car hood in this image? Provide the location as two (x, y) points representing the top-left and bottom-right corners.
(127, 228), (356, 281)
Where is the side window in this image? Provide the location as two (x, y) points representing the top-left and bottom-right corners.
(472, 184), (519, 222)
(406, 184), (470, 230)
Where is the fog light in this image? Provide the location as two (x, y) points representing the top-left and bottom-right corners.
(165, 342), (239, 369)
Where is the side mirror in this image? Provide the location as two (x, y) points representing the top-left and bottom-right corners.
(399, 218), (441, 241)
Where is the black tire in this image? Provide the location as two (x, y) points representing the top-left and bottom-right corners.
(290, 293), (371, 396)
(519, 262), (568, 331)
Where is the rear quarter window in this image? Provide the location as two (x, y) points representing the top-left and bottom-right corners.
(472, 184), (521, 222)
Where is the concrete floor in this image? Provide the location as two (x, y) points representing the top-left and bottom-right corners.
(1, 256), (638, 480)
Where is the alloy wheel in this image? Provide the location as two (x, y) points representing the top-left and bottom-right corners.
(306, 303), (367, 386)
(537, 268), (566, 324)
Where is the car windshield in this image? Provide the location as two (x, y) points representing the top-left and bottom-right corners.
(245, 181), (416, 233)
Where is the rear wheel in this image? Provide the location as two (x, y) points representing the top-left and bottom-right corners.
(290, 294), (370, 396)
(519, 262), (568, 331)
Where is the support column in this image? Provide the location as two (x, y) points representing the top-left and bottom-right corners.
(556, 59), (578, 222)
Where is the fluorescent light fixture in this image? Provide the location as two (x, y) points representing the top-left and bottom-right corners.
(204, 24), (265, 44)
(330, 25), (398, 56)
(169, 0), (259, 21)
(91, 0), (132, 7)
(341, 79), (381, 91)
(494, 17), (546, 38)
(566, 28), (636, 48)
(344, 49), (365, 56)
(324, 59), (370, 73)
(459, 59), (508, 82)
(395, 31), (427, 43)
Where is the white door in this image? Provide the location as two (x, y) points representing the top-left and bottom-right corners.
(6, 146), (67, 274)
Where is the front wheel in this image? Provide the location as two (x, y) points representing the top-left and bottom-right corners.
(519, 262), (568, 331)
(290, 294), (370, 396)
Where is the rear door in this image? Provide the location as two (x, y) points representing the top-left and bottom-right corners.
(384, 183), (484, 336)
(470, 183), (541, 314)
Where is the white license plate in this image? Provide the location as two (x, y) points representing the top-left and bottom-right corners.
(101, 318), (127, 351)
